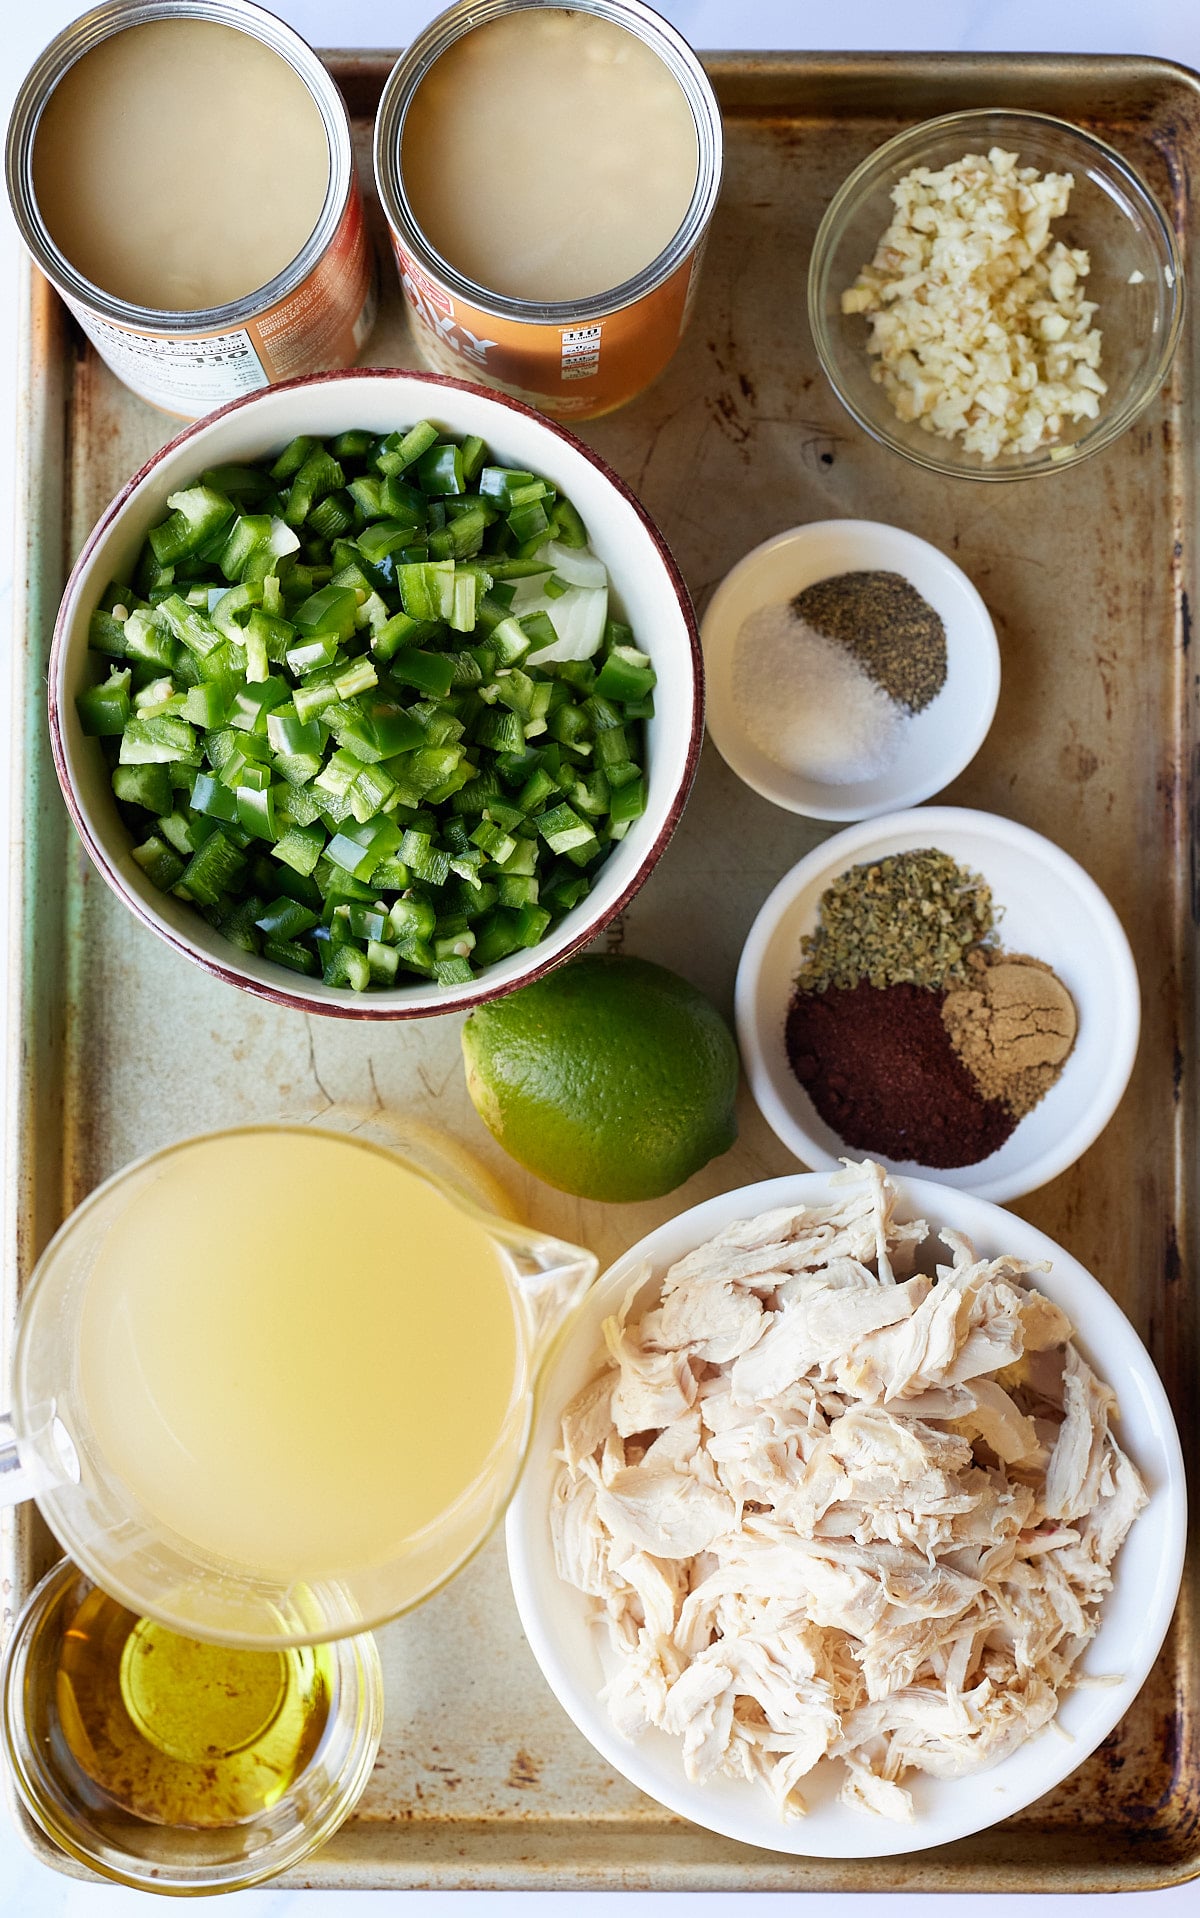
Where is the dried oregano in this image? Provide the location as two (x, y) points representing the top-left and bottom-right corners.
(796, 849), (996, 992)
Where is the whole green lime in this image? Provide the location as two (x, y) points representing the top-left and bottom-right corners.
(461, 955), (740, 1202)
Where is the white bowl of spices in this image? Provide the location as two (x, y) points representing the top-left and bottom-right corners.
(701, 520), (1000, 821)
(735, 806), (1140, 1204)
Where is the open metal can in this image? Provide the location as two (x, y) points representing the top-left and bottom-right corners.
(374, 0), (723, 421)
(6, 0), (377, 420)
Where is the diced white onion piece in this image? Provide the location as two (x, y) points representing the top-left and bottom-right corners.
(537, 537), (608, 591)
(266, 516), (301, 558)
(526, 583), (609, 662)
(508, 572), (553, 618)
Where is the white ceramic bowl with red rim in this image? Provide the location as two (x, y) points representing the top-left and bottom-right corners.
(734, 807), (1140, 1203)
(50, 369), (703, 1018)
(506, 1169), (1185, 1858)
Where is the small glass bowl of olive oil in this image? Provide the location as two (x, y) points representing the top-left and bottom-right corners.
(1, 1559), (383, 1892)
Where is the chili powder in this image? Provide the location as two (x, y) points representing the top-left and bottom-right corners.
(785, 980), (1017, 1168)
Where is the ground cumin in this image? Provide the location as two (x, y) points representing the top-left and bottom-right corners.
(941, 950), (1077, 1117)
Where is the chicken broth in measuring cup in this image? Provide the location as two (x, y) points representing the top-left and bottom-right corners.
(8, 1122), (597, 1645)
(76, 1131), (520, 1584)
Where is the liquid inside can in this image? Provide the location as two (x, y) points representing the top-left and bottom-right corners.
(374, 0), (722, 421)
(6, 0), (377, 419)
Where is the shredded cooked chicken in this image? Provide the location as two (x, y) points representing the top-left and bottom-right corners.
(551, 1161), (1146, 1822)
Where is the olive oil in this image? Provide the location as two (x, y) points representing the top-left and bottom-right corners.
(55, 1586), (332, 1827)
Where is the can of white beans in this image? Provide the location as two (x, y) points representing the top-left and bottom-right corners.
(374, 0), (723, 421)
(6, 0), (377, 420)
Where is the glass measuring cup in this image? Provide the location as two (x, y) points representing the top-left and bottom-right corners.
(0, 1122), (597, 1648)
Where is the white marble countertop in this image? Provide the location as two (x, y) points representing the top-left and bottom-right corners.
(2, 3), (1198, 1912)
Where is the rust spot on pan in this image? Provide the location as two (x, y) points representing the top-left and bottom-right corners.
(1163, 1223), (1182, 1286)
(1059, 741), (1100, 784)
(506, 1749), (542, 1789)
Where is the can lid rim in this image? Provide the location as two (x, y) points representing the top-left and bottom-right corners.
(5, 0), (356, 333)
(373, 0), (725, 326)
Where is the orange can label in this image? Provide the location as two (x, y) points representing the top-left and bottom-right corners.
(391, 235), (705, 421)
(248, 188), (376, 382)
(60, 183), (377, 420)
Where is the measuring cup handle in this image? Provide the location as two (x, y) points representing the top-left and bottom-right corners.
(0, 1409), (77, 1507)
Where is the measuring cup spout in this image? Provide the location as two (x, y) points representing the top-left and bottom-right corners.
(0, 1407), (80, 1509)
(494, 1225), (599, 1379)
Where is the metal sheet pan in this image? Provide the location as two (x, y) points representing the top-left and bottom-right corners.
(3, 51), (1198, 1892)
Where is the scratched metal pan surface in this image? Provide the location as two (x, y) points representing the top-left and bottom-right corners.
(2, 53), (1197, 1892)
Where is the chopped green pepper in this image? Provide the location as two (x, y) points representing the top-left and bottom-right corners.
(81, 426), (653, 990)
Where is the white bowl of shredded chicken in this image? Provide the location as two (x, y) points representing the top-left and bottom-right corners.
(505, 1162), (1185, 1857)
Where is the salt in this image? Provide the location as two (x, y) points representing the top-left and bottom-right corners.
(732, 602), (903, 784)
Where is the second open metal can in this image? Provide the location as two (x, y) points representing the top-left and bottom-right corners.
(373, 0), (723, 421)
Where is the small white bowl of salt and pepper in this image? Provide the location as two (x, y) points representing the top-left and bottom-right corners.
(701, 519), (1000, 820)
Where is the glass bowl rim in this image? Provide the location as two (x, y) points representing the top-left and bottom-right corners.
(0, 1557), (385, 1894)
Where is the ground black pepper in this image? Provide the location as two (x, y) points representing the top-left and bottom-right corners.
(785, 980), (1017, 1168)
(792, 570), (947, 713)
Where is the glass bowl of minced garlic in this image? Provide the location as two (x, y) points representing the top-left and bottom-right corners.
(810, 110), (1182, 481)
